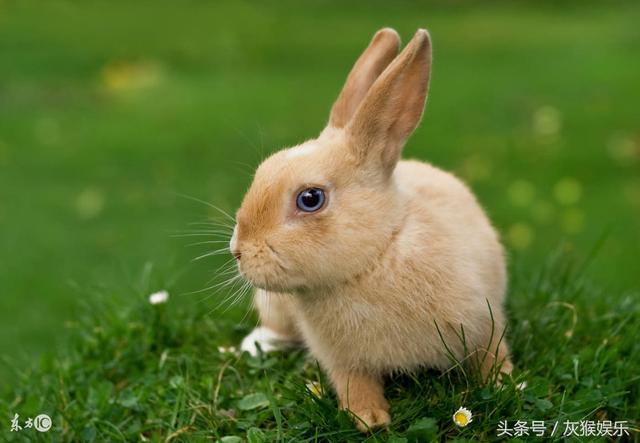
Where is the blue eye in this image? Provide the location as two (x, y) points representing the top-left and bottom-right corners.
(296, 188), (325, 212)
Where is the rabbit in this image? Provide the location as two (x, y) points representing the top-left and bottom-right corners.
(230, 28), (513, 432)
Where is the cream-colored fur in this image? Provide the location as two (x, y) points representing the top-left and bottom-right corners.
(231, 28), (512, 432)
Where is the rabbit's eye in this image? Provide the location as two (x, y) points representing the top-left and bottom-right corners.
(296, 188), (325, 212)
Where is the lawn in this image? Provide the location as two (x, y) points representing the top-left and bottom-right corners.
(1, 0), (639, 441)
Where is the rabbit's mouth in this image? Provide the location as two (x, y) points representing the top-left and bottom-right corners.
(239, 263), (295, 293)
(236, 242), (300, 292)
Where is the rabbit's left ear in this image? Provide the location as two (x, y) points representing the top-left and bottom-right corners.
(328, 28), (401, 129)
(346, 29), (432, 178)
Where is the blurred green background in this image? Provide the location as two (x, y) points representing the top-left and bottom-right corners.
(1, 0), (638, 380)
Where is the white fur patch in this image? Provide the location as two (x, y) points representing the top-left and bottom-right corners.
(285, 143), (318, 159)
(229, 225), (238, 251)
(240, 326), (290, 356)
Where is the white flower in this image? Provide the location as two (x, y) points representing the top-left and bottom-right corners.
(453, 407), (473, 427)
(217, 346), (237, 354)
(305, 381), (323, 398)
(148, 290), (169, 305)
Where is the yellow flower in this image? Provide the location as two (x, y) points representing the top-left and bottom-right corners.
(100, 60), (163, 93)
(453, 407), (473, 427)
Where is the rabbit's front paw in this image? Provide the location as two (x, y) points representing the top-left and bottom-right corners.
(240, 326), (294, 356)
(350, 407), (391, 432)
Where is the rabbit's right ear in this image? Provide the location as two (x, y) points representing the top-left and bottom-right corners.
(327, 28), (400, 129)
(345, 29), (432, 178)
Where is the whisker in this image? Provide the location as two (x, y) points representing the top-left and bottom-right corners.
(193, 271), (242, 305)
(220, 280), (252, 315)
(216, 270), (240, 284)
(188, 219), (234, 226)
(215, 261), (239, 276)
(231, 282), (250, 307)
(175, 192), (236, 223)
(186, 240), (232, 247)
(192, 249), (231, 262)
(212, 278), (248, 314)
(214, 274), (244, 291)
(221, 278), (250, 307)
(195, 259), (237, 294)
(213, 257), (238, 275)
(186, 260), (238, 296)
(185, 229), (233, 237)
(188, 221), (235, 230)
(196, 276), (243, 303)
(183, 273), (241, 296)
(229, 160), (257, 178)
(170, 232), (232, 239)
(230, 123), (261, 157)
(239, 285), (257, 324)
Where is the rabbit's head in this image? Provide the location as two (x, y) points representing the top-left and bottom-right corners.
(232, 28), (432, 293)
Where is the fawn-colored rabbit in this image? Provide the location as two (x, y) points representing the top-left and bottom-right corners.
(231, 28), (512, 431)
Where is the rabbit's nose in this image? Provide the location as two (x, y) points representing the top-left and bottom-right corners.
(229, 225), (240, 260)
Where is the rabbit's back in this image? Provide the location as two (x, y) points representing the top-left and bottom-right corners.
(394, 158), (507, 310)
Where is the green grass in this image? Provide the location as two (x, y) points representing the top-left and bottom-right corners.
(1, 0), (639, 441)
(1, 252), (638, 441)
